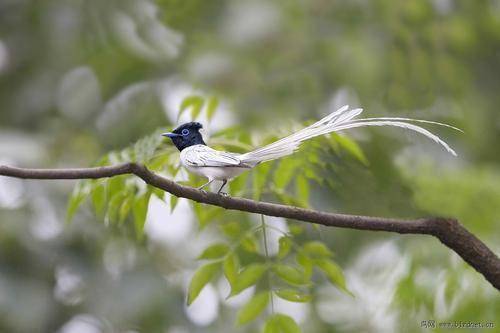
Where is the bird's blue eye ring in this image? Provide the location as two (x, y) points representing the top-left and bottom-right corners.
(181, 129), (190, 136)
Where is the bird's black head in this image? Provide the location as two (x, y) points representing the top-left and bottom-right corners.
(162, 122), (206, 151)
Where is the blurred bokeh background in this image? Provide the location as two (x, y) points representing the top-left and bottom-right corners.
(0, 0), (499, 332)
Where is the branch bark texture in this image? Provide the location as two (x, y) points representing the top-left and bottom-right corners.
(1, 163), (499, 291)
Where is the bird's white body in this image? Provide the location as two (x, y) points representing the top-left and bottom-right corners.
(173, 105), (460, 192)
(184, 165), (249, 180)
(180, 145), (251, 181)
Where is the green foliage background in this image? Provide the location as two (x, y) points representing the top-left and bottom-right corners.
(0, 0), (499, 332)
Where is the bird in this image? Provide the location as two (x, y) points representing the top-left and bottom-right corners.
(162, 105), (460, 195)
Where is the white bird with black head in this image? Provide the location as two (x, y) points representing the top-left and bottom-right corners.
(163, 105), (460, 195)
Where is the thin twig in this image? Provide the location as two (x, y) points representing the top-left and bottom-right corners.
(261, 215), (275, 313)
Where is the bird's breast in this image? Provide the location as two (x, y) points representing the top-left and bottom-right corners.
(182, 164), (248, 180)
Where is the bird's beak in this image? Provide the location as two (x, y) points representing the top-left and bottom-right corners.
(162, 132), (181, 138)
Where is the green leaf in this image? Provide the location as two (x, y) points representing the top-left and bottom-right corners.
(133, 193), (150, 236)
(264, 314), (301, 333)
(230, 263), (267, 297)
(236, 291), (269, 325)
(274, 159), (300, 189)
(263, 316), (279, 333)
(295, 175), (309, 205)
(107, 176), (125, 199)
(107, 192), (127, 223)
(229, 171), (249, 195)
(146, 153), (169, 172)
(193, 203), (222, 229)
(67, 194), (85, 223)
(253, 162), (273, 200)
(332, 133), (368, 165)
(241, 235), (258, 253)
(316, 259), (352, 295)
(94, 154), (110, 167)
(296, 252), (313, 280)
(206, 96), (219, 121)
(274, 289), (312, 303)
(179, 95), (204, 120)
(272, 189), (307, 207)
(220, 221), (242, 238)
(91, 183), (107, 218)
(276, 314), (301, 333)
(151, 187), (165, 201)
(187, 262), (220, 305)
(273, 264), (307, 286)
(289, 224), (304, 236)
(223, 253), (239, 288)
(170, 194), (179, 213)
(66, 181), (90, 222)
(278, 237), (292, 259)
(118, 196), (132, 224)
(304, 167), (323, 183)
(198, 243), (230, 260)
(303, 241), (333, 258)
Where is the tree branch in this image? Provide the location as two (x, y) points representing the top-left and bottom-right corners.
(1, 163), (499, 290)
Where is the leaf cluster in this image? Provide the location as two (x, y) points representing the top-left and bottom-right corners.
(67, 95), (367, 331)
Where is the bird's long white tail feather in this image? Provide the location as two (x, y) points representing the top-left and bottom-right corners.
(331, 120), (457, 156)
(350, 117), (464, 132)
(239, 105), (459, 164)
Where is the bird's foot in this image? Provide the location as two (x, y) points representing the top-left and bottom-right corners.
(218, 191), (229, 197)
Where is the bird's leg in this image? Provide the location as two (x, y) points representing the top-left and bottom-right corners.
(217, 180), (228, 196)
(197, 179), (214, 191)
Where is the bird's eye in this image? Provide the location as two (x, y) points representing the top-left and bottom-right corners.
(181, 129), (190, 136)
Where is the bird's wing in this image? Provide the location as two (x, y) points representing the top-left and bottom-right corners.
(239, 105), (459, 164)
(182, 145), (249, 168)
